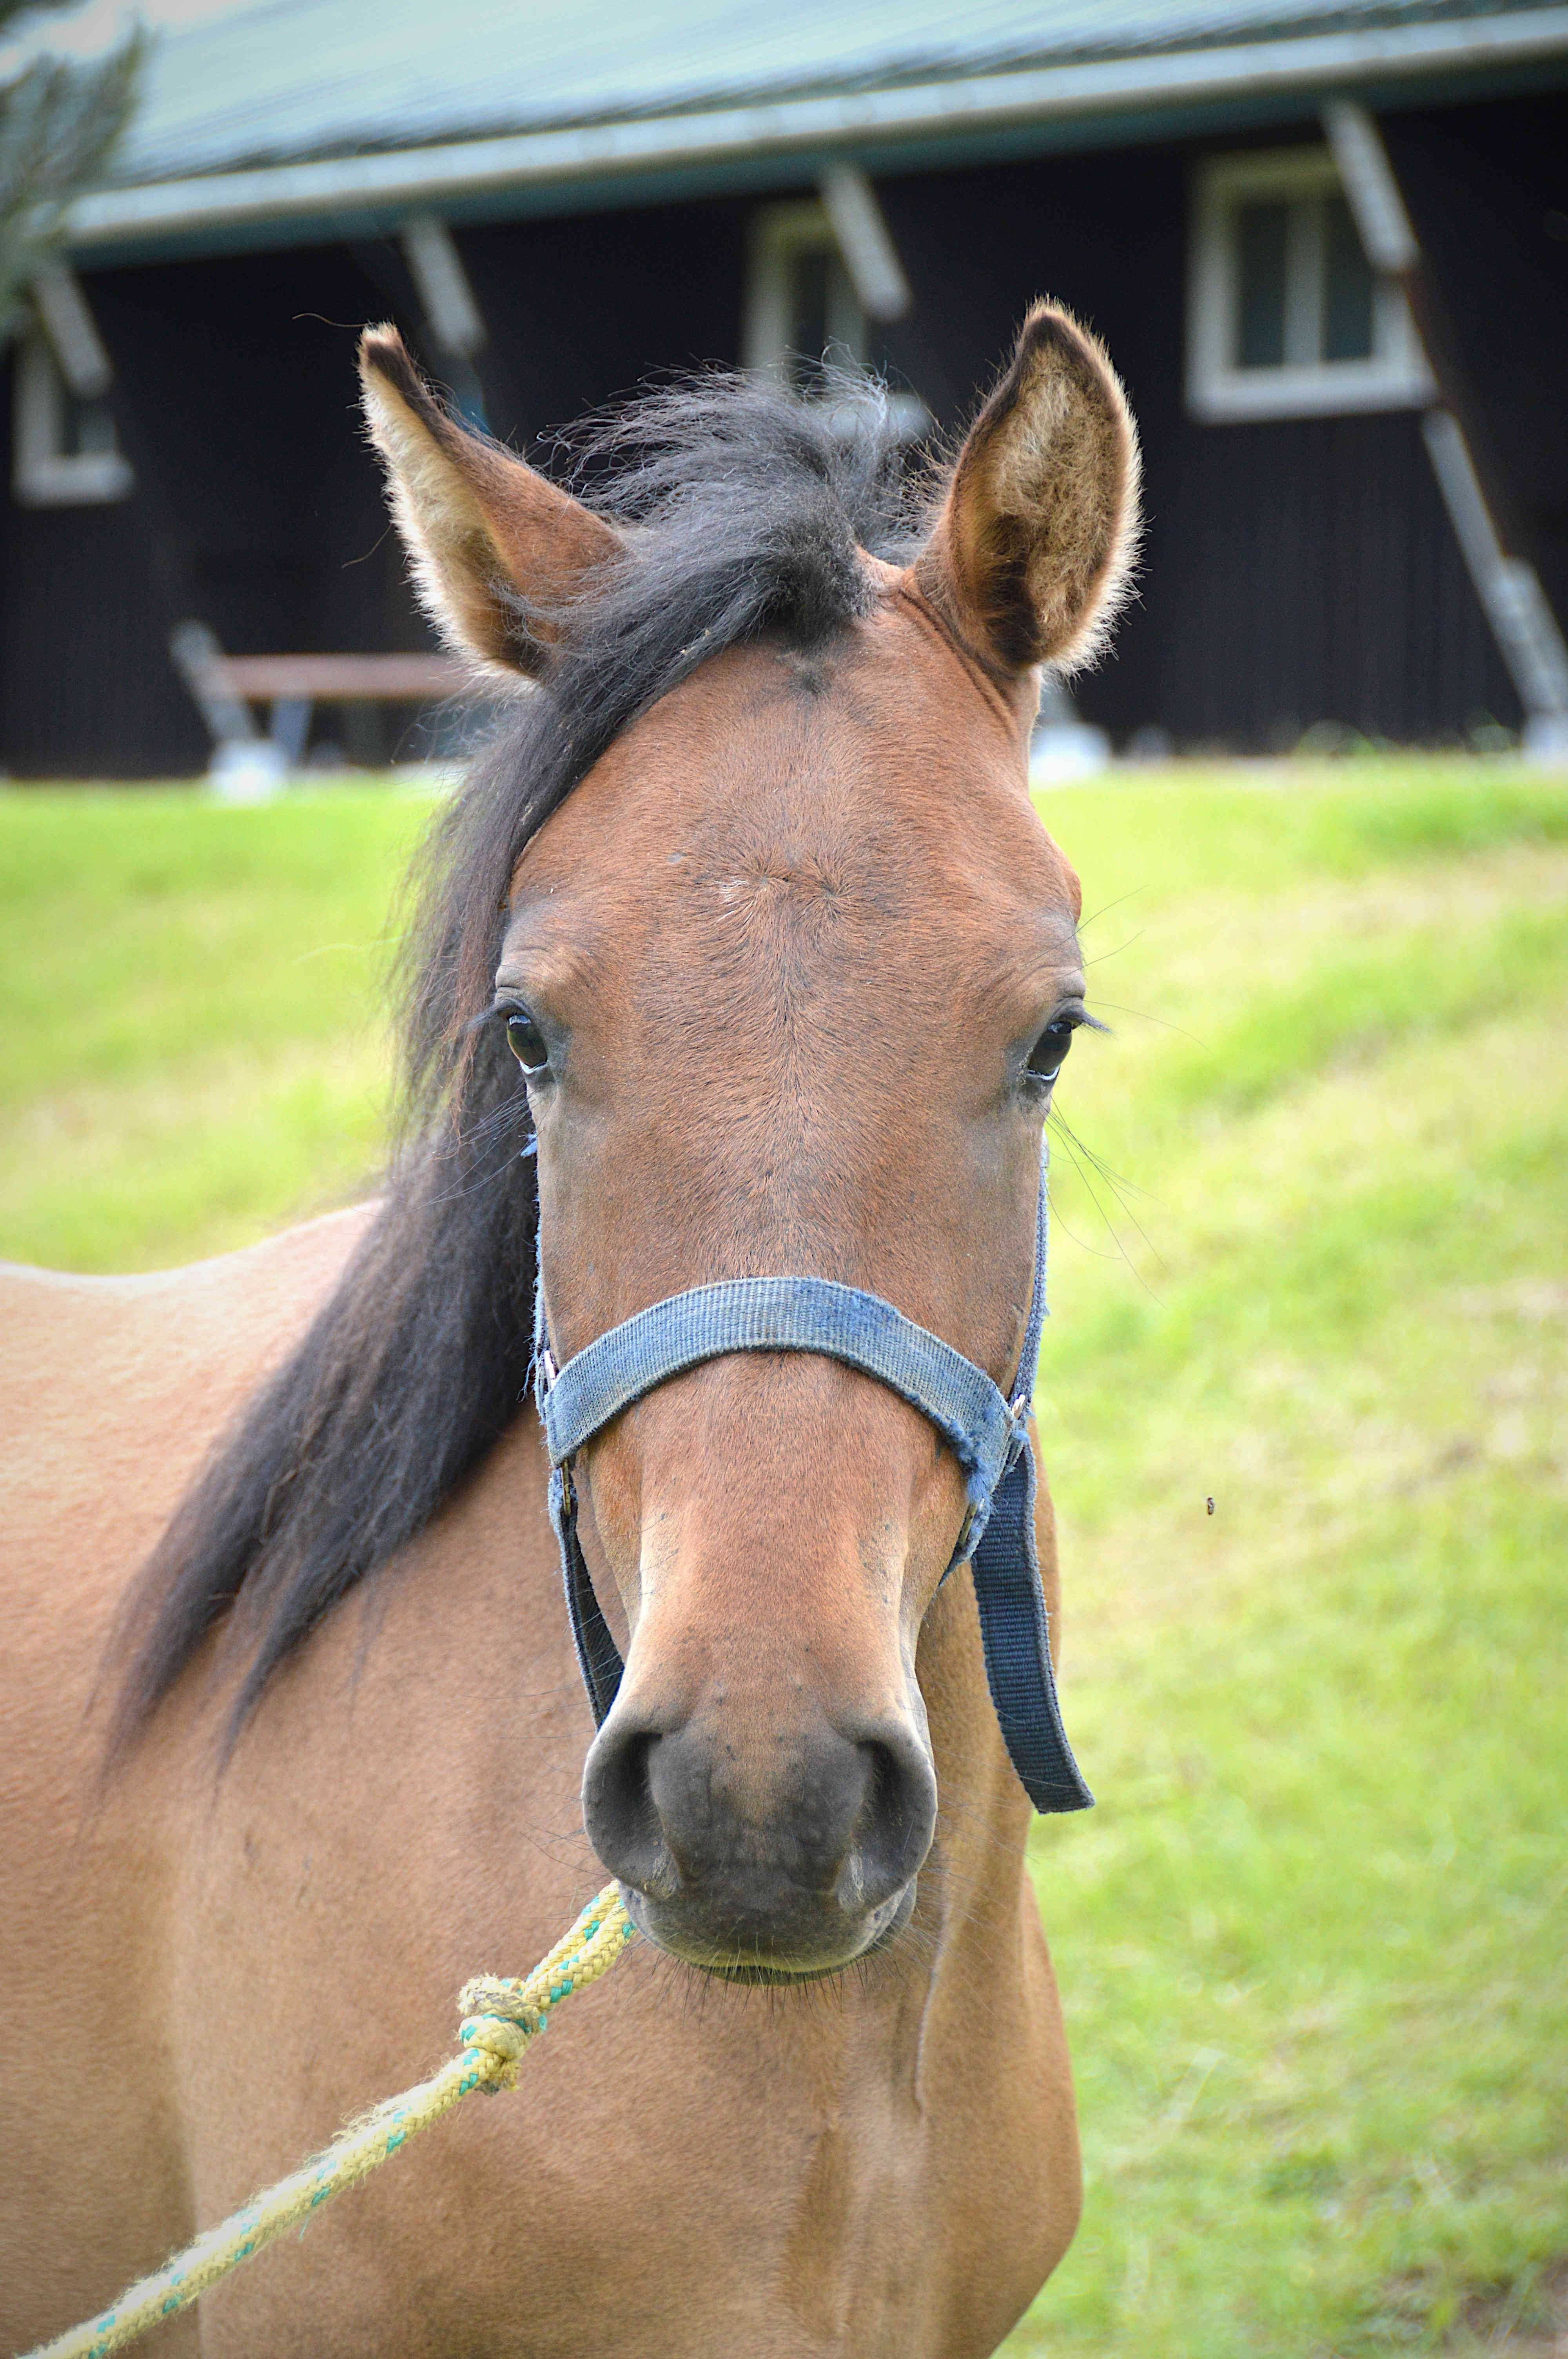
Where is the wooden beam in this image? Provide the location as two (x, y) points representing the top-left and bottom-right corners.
(1323, 100), (1568, 752)
(214, 653), (473, 701)
(817, 165), (911, 322)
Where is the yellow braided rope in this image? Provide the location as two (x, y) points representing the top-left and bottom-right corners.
(22, 1884), (634, 2359)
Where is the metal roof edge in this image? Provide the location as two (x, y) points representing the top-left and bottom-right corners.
(65, 6), (1568, 257)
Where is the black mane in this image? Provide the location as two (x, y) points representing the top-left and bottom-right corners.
(113, 371), (919, 1752)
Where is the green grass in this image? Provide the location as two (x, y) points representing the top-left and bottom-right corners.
(2, 760), (1564, 2355)
(1011, 763), (1568, 2357)
(0, 782), (428, 1270)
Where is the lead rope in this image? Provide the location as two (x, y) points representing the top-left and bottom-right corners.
(21, 1886), (635, 2359)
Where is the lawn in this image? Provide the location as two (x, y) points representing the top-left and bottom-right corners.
(2, 762), (1565, 2356)
(0, 783), (425, 1271)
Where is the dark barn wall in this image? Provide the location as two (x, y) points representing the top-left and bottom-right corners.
(0, 425), (209, 777)
(1384, 95), (1568, 639)
(3, 93), (1558, 775)
(0, 198), (755, 777)
(876, 139), (1520, 748)
(459, 196), (752, 449)
(1147, 407), (1517, 745)
(1, 247), (421, 777)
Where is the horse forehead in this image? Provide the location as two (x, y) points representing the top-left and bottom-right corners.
(514, 627), (1071, 958)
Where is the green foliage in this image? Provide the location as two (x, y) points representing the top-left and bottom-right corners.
(0, 0), (140, 327)
(1, 758), (1563, 2355)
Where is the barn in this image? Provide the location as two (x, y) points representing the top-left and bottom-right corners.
(5, 0), (1567, 777)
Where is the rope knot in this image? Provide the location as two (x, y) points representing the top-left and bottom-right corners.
(456, 2011), (535, 2090)
(457, 1976), (551, 2090)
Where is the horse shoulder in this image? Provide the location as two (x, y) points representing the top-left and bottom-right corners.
(0, 1203), (379, 1667)
(0, 1206), (377, 2349)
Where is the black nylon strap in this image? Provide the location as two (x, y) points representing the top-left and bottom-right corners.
(969, 1441), (1093, 1813)
(550, 1466), (624, 1725)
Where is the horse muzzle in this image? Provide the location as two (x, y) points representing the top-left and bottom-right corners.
(582, 1700), (937, 1977)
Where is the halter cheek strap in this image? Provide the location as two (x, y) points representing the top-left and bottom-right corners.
(533, 1150), (1091, 1815)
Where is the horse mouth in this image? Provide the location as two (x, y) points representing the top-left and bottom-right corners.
(617, 1877), (918, 1984)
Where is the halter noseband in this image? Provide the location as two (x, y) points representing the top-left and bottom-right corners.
(533, 1147), (1091, 1815)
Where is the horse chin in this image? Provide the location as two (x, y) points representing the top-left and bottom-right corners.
(618, 1877), (918, 1985)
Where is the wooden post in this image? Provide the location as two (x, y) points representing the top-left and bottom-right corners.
(1323, 100), (1568, 758)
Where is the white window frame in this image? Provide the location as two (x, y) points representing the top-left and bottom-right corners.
(12, 327), (133, 507)
(743, 198), (926, 440)
(744, 198), (866, 380)
(1187, 147), (1434, 423)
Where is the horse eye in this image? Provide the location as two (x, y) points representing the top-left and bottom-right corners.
(1025, 1018), (1077, 1085)
(505, 1012), (550, 1075)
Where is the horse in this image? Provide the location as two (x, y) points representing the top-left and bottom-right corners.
(0, 301), (1139, 2358)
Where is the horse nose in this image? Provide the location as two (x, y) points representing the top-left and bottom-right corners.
(582, 1703), (937, 1961)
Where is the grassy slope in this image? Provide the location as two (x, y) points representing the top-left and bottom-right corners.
(2, 765), (1564, 2355)
(1013, 769), (1568, 2358)
(0, 785), (427, 1270)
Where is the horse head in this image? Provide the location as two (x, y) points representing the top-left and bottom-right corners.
(359, 311), (1139, 1979)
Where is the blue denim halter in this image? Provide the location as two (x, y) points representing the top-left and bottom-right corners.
(532, 1149), (1091, 1814)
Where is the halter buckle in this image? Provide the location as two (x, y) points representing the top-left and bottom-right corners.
(538, 1345), (558, 1390)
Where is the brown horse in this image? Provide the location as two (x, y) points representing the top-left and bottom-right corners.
(1, 304), (1138, 2357)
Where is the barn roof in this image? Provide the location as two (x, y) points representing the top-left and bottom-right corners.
(57, 0), (1568, 260)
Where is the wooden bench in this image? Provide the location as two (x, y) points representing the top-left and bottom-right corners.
(171, 625), (474, 769)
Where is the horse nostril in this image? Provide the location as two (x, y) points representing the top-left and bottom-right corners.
(582, 1723), (678, 1902)
(841, 1729), (938, 1915)
(585, 1702), (937, 1949)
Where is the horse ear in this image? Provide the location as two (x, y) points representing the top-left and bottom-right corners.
(915, 302), (1141, 680)
(358, 325), (623, 680)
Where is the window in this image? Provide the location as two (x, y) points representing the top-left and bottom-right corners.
(743, 198), (926, 438)
(12, 328), (133, 506)
(1187, 149), (1433, 422)
(744, 201), (862, 392)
